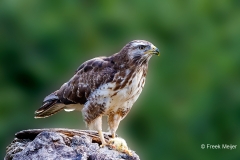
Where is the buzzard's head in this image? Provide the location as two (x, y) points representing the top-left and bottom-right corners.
(121, 40), (160, 64)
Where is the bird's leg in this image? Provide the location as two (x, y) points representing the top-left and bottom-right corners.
(98, 130), (106, 147)
(108, 114), (122, 138)
(88, 116), (106, 146)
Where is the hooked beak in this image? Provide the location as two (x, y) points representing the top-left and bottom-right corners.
(144, 44), (160, 56)
(153, 48), (160, 56)
(149, 46), (160, 56)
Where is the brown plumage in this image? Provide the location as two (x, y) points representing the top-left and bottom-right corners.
(35, 40), (160, 146)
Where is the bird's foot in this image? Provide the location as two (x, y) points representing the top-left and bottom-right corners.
(107, 137), (132, 156)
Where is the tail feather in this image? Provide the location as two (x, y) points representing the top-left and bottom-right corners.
(35, 92), (65, 118)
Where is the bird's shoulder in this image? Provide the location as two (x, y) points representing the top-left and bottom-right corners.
(75, 56), (117, 74)
(56, 56), (118, 105)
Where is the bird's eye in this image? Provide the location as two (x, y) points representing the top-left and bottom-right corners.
(139, 45), (145, 50)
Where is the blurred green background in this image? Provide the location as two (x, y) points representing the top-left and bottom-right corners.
(1, 0), (240, 159)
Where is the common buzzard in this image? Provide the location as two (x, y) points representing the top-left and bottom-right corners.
(35, 40), (160, 146)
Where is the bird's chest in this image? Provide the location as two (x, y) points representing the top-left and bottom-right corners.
(89, 69), (146, 114)
(111, 70), (145, 106)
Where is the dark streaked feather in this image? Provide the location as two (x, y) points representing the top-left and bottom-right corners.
(56, 57), (117, 106)
(35, 103), (65, 118)
(35, 92), (64, 118)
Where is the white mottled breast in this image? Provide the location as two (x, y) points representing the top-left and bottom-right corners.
(88, 69), (146, 116)
(116, 69), (145, 102)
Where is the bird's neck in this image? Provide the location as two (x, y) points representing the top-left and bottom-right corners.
(109, 55), (149, 80)
(111, 52), (150, 69)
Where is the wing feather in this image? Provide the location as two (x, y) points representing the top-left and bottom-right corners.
(57, 57), (117, 105)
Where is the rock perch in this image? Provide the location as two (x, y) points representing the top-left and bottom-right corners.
(5, 128), (140, 160)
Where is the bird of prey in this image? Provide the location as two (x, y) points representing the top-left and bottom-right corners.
(35, 40), (160, 146)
